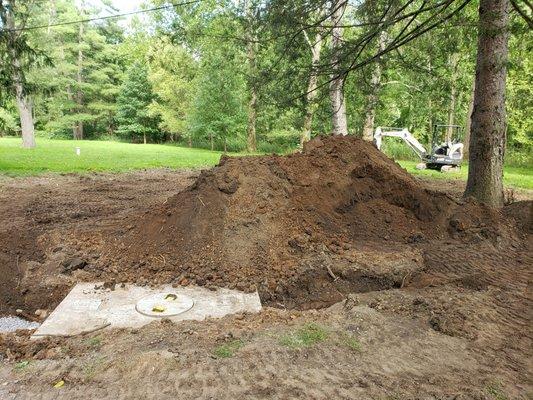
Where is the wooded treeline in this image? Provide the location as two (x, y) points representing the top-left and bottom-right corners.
(0, 0), (530, 157)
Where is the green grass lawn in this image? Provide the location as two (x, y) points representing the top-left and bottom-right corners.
(0, 137), (224, 175)
(398, 160), (533, 190)
(1, 137), (531, 190)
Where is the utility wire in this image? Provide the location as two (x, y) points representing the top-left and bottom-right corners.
(0, 0), (201, 33)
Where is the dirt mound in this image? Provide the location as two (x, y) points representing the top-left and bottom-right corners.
(94, 136), (509, 308)
(504, 200), (532, 233)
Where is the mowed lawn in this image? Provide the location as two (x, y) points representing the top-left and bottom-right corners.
(0, 137), (223, 175)
(0, 137), (531, 190)
(398, 160), (532, 190)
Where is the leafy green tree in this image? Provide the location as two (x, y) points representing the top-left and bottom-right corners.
(146, 36), (196, 144)
(116, 61), (161, 144)
(0, 0), (528, 171)
(189, 36), (247, 151)
(0, 0), (46, 148)
(506, 15), (532, 152)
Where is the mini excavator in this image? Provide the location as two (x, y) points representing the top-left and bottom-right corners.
(373, 125), (464, 172)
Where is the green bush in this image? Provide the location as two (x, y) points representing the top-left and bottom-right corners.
(257, 128), (300, 154)
(505, 147), (532, 168)
(36, 128), (72, 140)
(0, 107), (18, 136)
(184, 134), (247, 152)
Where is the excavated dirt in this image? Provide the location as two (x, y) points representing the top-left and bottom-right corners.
(0, 169), (199, 315)
(0, 136), (529, 314)
(91, 136), (518, 309)
(0, 136), (531, 398)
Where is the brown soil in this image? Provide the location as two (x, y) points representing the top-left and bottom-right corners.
(0, 169), (199, 315)
(94, 136), (521, 309)
(0, 136), (531, 399)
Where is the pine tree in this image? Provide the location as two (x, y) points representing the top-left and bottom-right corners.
(464, 0), (511, 206)
(33, 0), (125, 139)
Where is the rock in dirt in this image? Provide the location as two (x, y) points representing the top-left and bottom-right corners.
(62, 258), (87, 273)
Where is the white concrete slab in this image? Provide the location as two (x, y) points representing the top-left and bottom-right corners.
(31, 283), (262, 339)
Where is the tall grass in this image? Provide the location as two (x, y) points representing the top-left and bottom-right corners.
(381, 138), (422, 161)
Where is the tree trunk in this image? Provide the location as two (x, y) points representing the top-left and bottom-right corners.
(74, 18), (84, 140)
(1, 0), (36, 148)
(245, 0), (257, 152)
(247, 88), (257, 152)
(48, 0), (56, 34)
(428, 101), (433, 147)
(73, 124), (83, 140)
(464, 0), (510, 207)
(446, 53), (459, 142)
(329, 0), (348, 136)
(15, 85), (36, 149)
(362, 30), (388, 141)
(143, 132), (147, 144)
(210, 133), (214, 151)
(59, 44), (76, 137)
(301, 29), (323, 146)
(427, 57), (434, 148)
(446, 82), (457, 141)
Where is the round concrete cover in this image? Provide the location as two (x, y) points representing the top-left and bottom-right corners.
(135, 292), (194, 317)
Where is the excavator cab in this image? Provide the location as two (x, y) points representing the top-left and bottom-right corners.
(425, 124), (464, 170)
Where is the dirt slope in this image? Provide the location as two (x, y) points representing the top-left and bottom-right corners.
(0, 170), (199, 315)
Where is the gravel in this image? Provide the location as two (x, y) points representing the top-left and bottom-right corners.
(0, 316), (40, 333)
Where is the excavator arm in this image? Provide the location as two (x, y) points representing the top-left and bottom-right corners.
(374, 127), (427, 160)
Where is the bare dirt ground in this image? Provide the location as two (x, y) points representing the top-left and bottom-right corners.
(0, 138), (531, 399)
(0, 169), (199, 315)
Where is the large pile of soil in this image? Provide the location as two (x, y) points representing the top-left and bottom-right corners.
(1, 138), (530, 398)
(96, 136), (510, 308)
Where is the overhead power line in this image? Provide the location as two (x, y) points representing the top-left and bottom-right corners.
(0, 0), (201, 33)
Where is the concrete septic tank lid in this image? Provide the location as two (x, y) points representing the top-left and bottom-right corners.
(31, 283), (262, 339)
(135, 292), (194, 317)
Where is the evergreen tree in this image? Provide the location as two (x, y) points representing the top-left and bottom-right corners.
(116, 62), (161, 144)
(32, 0), (125, 139)
(0, 0), (529, 166)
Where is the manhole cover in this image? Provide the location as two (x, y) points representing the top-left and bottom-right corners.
(135, 292), (194, 317)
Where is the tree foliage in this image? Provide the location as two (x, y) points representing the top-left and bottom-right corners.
(0, 0), (529, 164)
(116, 61), (161, 143)
(147, 36), (196, 143)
